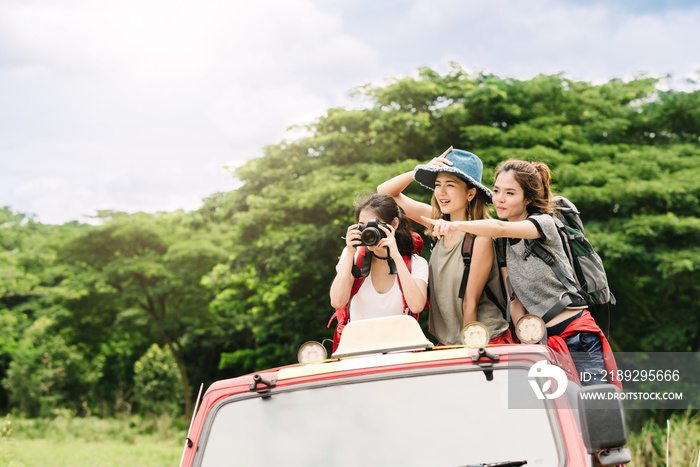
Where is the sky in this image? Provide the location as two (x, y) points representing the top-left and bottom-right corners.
(1, 0), (698, 225)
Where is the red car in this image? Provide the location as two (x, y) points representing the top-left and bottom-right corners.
(180, 316), (630, 466)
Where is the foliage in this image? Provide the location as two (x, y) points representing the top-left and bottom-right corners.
(207, 65), (700, 363)
(1, 413), (10, 439)
(52, 211), (232, 417)
(1, 64), (700, 417)
(2, 316), (104, 417)
(627, 411), (700, 466)
(0, 414), (10, 465)
(133, 344), (183, 416)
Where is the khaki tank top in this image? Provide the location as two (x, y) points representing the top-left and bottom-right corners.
(428, 235), (508, 345)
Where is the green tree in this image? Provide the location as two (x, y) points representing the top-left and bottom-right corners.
(2, 316), (104, 417)
(3, 66), (700, 418)
(204, 66), (700, 371)
(133, 343), (182, 416)
(0, 207), (90, 412)
(55, 211), (231, 417)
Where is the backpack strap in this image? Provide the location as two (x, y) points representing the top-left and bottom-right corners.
(524, 240), (584, 323)
(505, 275), (515, 323)
(360, 247), (373, 278)
(328, 247), (367, 328)
(458, 235), (507, 318)
(328, 247), (369, 352)
(484, 283), (507, 318)
(496, 238), (516, 323)
(525, 240), (589, 302)
(458, 235), (475, 299)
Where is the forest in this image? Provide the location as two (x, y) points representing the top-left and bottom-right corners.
(2, 63), (700, 421)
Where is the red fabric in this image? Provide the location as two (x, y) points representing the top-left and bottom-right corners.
(436, 328), (515, 347)
(328, 247), (367, 352)
(489, 327), (515, 345)
(546, 309), (622, 390)
(411, 232), (424, 256)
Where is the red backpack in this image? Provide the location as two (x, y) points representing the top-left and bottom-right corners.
(327, 232), (427, 353)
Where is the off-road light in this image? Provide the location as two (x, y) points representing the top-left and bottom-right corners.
(515, 314), (546, 344)
(460, 321), (490, 347)
(297, 341), (327, 364)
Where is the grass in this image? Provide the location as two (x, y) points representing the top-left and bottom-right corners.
(1, 438), (182, 467)
(627, 411), (700, 467)
(0, 412), (184, 467)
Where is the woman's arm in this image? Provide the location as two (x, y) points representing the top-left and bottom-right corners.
(377, 146), (453, 227)
(462, 236), (493, 326)
(379, 225), (428, 313)
(329, 253), (355, 309)
(392, 252), (428, 314)
(421, 217), (541, 240)
(377, 172), (432, 226)
(329, 225), (360, 309)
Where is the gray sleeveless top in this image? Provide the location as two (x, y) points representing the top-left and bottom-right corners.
(502, 213), (585, 318)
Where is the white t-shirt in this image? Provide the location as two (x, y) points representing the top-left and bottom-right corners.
(336, 248), (429, 322)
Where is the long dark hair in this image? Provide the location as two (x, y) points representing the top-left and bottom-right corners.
(355, 194), (415, 257)
(495, 159), (554, 215)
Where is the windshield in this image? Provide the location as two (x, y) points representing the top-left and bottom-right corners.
(196, 366), (564, 466)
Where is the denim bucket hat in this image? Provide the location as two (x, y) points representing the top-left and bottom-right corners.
(413, 148), (493, 203)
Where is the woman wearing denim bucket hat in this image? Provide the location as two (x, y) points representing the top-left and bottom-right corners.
(422, 159), (620, 387)
(378, 147), (513, 346)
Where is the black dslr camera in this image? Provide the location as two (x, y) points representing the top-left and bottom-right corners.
(357, 218), (388, 247)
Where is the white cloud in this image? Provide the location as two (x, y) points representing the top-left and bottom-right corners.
(0, 0), (381, 223)
(355, 0), (700, 82)
(0, 0), (698, 224)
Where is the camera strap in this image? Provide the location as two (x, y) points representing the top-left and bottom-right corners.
(360, 247), (398, 276)
(387, 257), (398, 275)
(377, 247), (398, 275)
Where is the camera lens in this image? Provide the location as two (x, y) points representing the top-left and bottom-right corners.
(360, 228), (381, 246)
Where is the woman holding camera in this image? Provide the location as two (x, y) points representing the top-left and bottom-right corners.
(329, 194), (428, 336)
(377, 147), (512, 346)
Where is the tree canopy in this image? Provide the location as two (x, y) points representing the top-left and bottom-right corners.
(2, 63), (699, 417)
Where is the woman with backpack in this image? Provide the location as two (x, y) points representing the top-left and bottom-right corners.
(422, 159), (619, 387)
(329, 194), (429, 351)
(377, 147), (512, 346)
